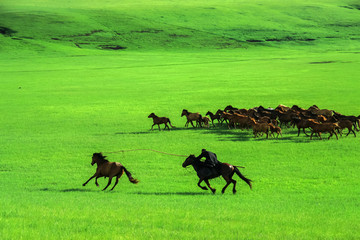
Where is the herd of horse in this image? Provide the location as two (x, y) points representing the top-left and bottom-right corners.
(148, 104), (360, 140)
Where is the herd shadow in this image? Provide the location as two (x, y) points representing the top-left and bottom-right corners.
(199, 125), (315, 143)
(111, 125), (329, 143)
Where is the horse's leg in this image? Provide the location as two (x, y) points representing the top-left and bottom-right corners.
(190, 120), (195, 128)
(328, 131), (332, 140)
(231, 178), (237, 194)
(83, 175), (96, 186)
(204, 179), (216, 194)
(221, 176), (232, 194)
(185, 120), (189, 127)
(197, 179), (208, 190)
(333, 130), (338, 140)
(303, 128), (310, 136)
(110, 176), (120, 191)
(111, 170), (124, 191)
(226, 172), (237, 194)
(337, 128), (342, 136)
(102, 177), (113, 190)
(151, 124), (156, 131)
(95, 176), (101, 187)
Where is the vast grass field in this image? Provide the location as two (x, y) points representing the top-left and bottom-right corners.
(1, 0), (360, 239)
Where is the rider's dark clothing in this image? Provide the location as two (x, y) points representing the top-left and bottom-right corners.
(196, 150), (221, 174)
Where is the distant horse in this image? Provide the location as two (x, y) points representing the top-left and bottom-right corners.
(308, 105), (334, 118)
(182, 155), (252, 194)
(83, 153), (139, 191)
(148, 113), (175, 131)
(206, 111), (222, 126)
(181, 109), (202, 128)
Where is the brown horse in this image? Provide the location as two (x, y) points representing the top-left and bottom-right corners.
(182, 155), (252, 194)
(83, 153), (139, 191)
(181, 109), (202, 128)
(148, 113), (175, 131)
(308, 120), (339, 140)
(205, 111), (222, 126)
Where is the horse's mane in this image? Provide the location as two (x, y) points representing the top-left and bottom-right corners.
(94, 152), (109, 163)
(189, 154), (200, 163)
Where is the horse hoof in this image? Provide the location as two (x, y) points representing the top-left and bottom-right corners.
(82, 184), (86, 186)
(233, 191), (237, 194)
(211, 189), (216, 194)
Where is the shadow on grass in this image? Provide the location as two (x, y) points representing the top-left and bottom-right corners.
(113, 125), (318, 143)
(115, 127), (188, 135)
(115, 131), (152, 135)
(201, 127), (252, 142)
(131, 191), (209, 196)
(198, 125), (317, 143)
(39, 188), (96, 192)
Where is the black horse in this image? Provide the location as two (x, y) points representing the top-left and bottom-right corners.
(182, 155), (252, 194)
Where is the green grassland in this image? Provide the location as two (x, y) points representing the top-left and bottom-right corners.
(1, 0), (360, 239)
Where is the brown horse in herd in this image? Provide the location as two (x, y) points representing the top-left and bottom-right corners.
(83, 153), (138, 191)
(181, 109), (202, 128)
(148, 113), (175, 131)
(182, 155), (252, 194)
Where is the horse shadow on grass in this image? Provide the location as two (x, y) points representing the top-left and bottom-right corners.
(115, 131), (152, 135)
(39, 188), (96, 192)
(131, 191), (209, 196)
(115, 127), (186, 135)
(38, 188), (208, 195)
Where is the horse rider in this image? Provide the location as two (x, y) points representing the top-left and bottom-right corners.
(196, 149), (222, 173)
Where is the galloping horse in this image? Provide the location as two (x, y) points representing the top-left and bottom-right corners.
(182, 155), (252, 194)
(83, 153), (139, 191)
(148, 113), (175, 131)
(181, 109), (202, 128)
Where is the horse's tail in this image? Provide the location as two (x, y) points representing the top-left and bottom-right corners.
(234, 166), (252, 190)
(168, 118), (176, 128)
(123, 167), (139, 184)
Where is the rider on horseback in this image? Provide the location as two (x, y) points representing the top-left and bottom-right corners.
(196, 149), (222, 174)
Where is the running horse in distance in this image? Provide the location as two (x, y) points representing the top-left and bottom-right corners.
(148, 112), (175, 131)
(182, 155), (252, 194)
(83, 153), (139, 191)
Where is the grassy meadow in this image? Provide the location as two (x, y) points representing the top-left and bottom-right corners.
(1, 0), (360, 239)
